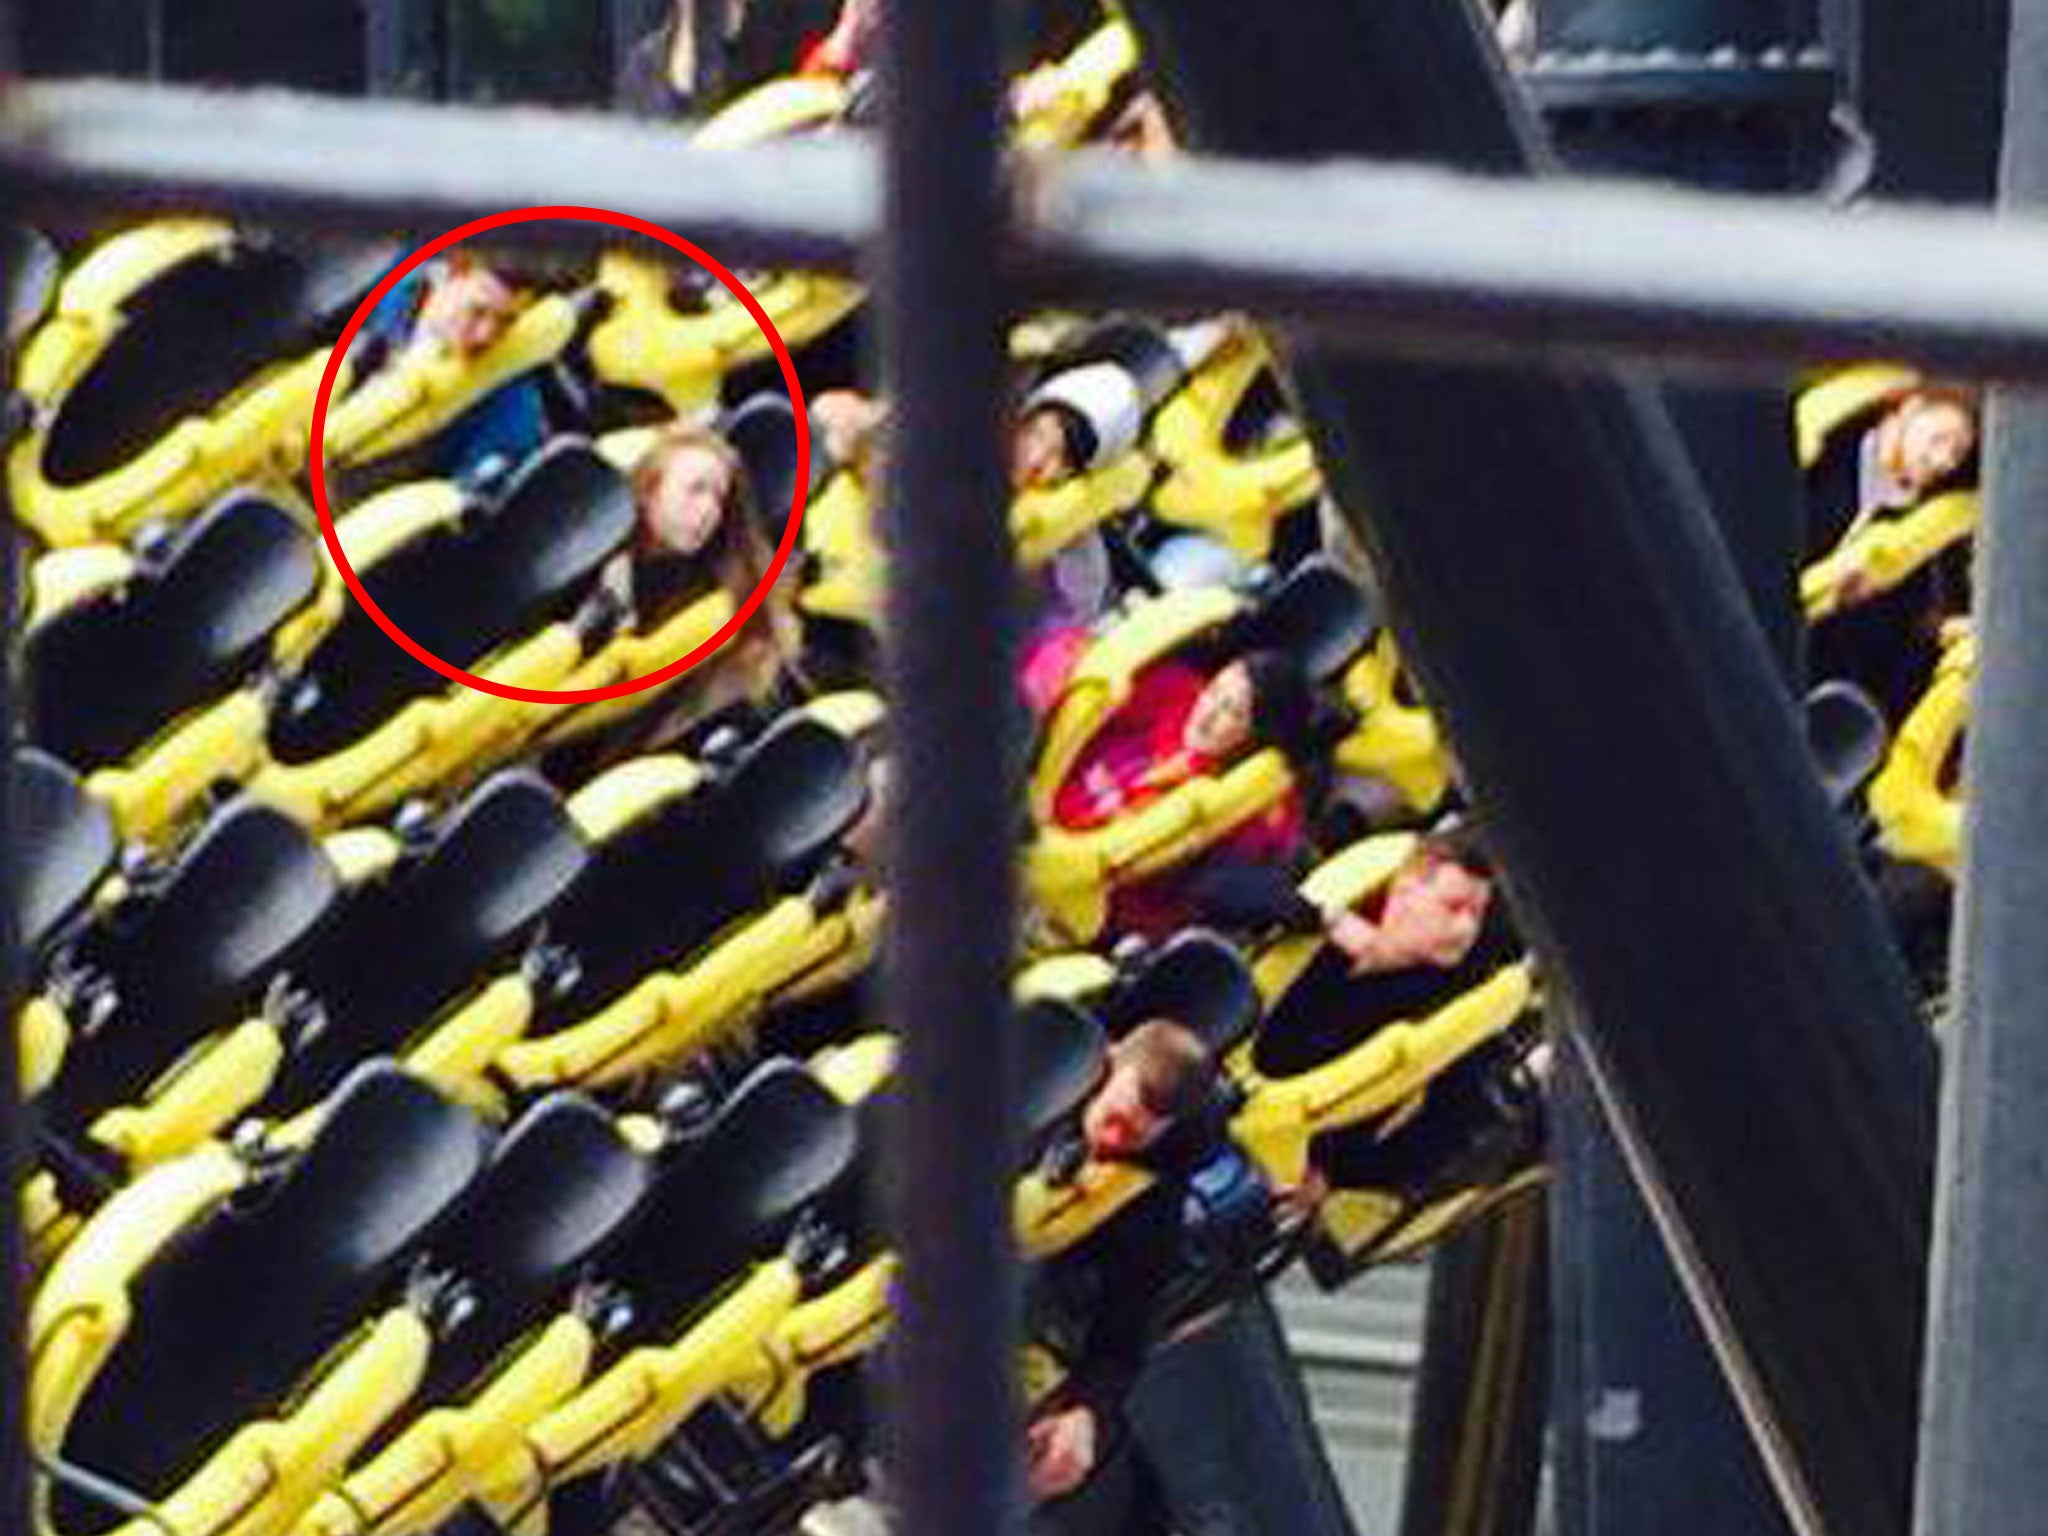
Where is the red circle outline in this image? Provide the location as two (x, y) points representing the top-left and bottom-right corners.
(306, 204), (809, 705)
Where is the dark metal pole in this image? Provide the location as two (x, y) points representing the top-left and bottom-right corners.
(875, 3), (1022, 1536)
(1911, 0), (2048, 1527)
(365, 0), (438, 99)
(1398, 1196), (1548, 1536)
(1119, 8), (1937, 1536)
(0, 172), (32, 1536)
(1844, 0), (2005, 202)
(1526, 5), (1815, 1532)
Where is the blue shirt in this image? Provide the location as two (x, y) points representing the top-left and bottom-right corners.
(363, 271), (549, 486)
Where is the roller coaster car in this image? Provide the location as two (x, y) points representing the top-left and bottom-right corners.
(486, 716), (868, 1095)
(11, 221), (391, 548)
(250, 439), (636, 829)
(1149, 326), (1323, 562)
(33, 800), (344, 1210)
(283, 1093), (653, 1536)
(1868, 625), (1971, 876)
(611, 1011), (1113, 1536)
(25, 490), (326, 843)
(472, 1060), (858, 1534)
(15, 750), (118, 1100)
(1024, 560), (1380, 944)
(91, 772), (590, 1175)
(30, 1062), (492, 1536)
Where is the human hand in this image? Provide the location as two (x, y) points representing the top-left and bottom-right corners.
(1026, 1404), (1099, 1501)
(1325, 909), (1385, 974)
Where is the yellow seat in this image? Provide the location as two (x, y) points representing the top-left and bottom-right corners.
(10, 221), (380, 548)
(1869, 625), (1972, 875)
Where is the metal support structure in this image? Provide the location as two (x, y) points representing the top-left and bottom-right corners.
(1547, 1043), (1795, 1536)
(23, 83), (2048, 380)
(1398, 1196), (1548, 1536)
(1911, 0), (2048, 1527)
(873, 4), (1022, 1536)
(1531, 3), (1811, 1530)
(1118, 7), (1935, 1536)
(1842, 0), (2005, 202)
(1129, 1292), (1360, 1536)
(365, 0), (439, 100)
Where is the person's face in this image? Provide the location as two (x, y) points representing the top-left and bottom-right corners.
(1183, 661), (1257, 760)
(642, 445), (733, 557)
(1893, 397), (1976, 494)
(1011, 408), (1073, 491)
(417, 266), (520, 360)
(1081, 1060), (1165, 1162)
(1384, 855), (1492, 967)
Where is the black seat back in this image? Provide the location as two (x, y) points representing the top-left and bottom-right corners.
(12, 748), (116, 965)
(42, 234), (392, 489)
(544, 721), (862, 1023)
(4, 225), (59, 347)
(270, 439), (635, 765)
(1232, 558), (1377, 683)
(27, 492), (320, 769)
(721, 715), (867, 880)
(722, 393), (810, 544)
(1018, 997), (1109, 1160)
(597, 1061), (857, 1337)
(268, 773), (590, 1113)
(1807, 680), (1889, 808)
(1102, 931), (1260, 1055)
(55, 1064), (489, 1531)
(416, 1093), (652, 1396)
(50, 801), (341, 1122)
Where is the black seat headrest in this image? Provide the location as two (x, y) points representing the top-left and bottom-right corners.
(1806, 680), (1889, 808)
(723, 715), (867, 880)
(268, 772), (588, 1113)
(415, 1093), (651, 1394)
(722, 393), (812, 541)
(1017, 997), (1109, 1156)
(11, 748), (116, 963)
(1232, 558), (1377, 682)
(598, 1060), (857, 1335)
(1102, 930), (1261, 1055)
(464, 438), (637, 626)
(5, 225), (59, 346)
(27, 491), (320, 769)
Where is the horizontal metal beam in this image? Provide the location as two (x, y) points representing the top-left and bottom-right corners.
(10, 79), (2048, 379)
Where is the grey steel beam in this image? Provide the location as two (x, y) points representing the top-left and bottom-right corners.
(1911, 0), (2048, 1528)
(872, 4), (1023, 1536)
(19, 80), (2048, 379)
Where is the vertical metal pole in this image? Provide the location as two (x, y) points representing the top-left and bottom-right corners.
(1911, 0), (2048, 1528)
(876, 1), (1021, 1535)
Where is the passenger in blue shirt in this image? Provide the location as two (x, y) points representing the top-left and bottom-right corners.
(356, 254), (550, 484)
